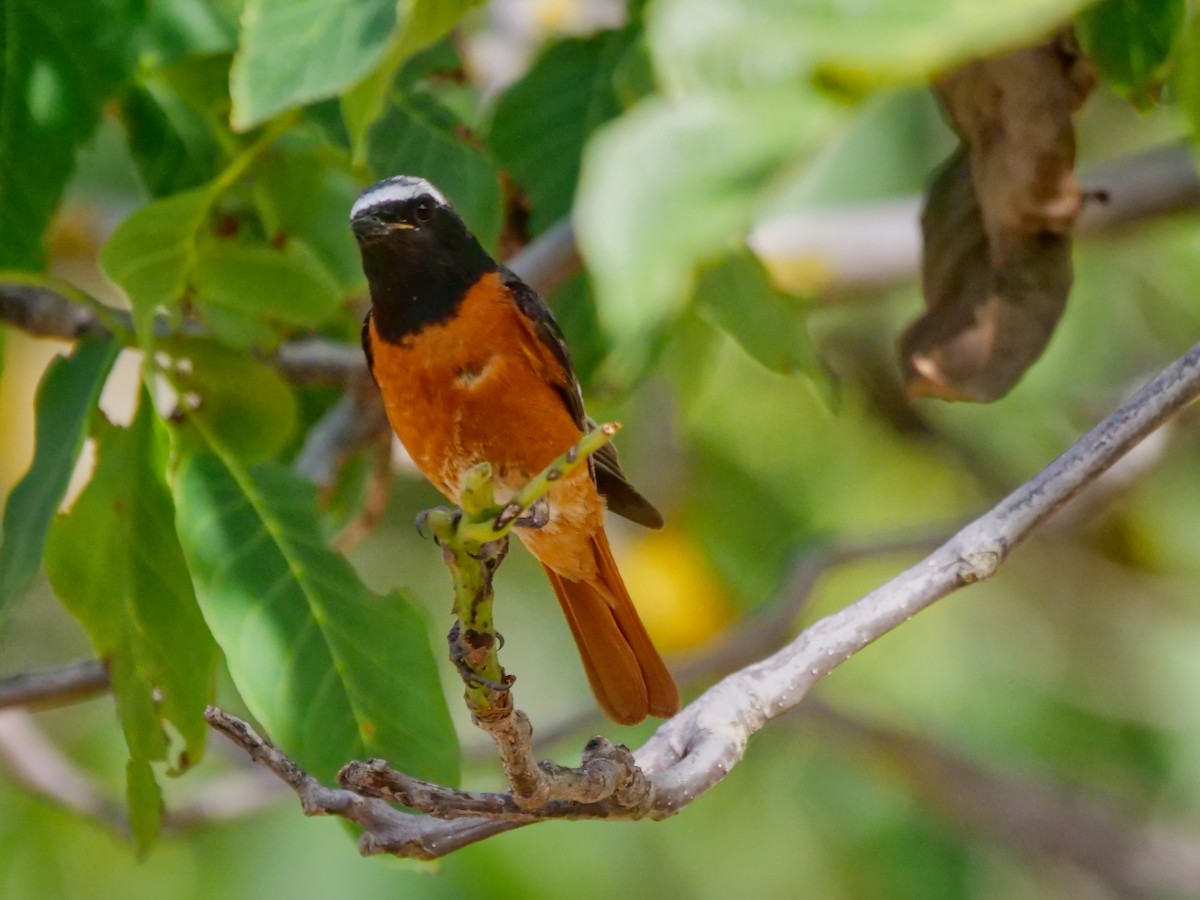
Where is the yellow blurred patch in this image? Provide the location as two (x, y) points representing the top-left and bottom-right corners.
(758, 253), (835, 295)
(622, 531), (731, 653)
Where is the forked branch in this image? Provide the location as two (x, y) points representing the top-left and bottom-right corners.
(212, 341), (1200, 858)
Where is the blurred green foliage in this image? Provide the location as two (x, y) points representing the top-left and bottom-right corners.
(2, 0), (1200, 897)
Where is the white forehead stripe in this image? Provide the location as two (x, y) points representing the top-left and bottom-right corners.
(350, 176), (447, 220)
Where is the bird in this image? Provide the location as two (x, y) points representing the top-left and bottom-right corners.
(350, 175), (680, 725)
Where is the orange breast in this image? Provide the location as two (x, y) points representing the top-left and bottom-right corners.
(368, 270), (584, 500)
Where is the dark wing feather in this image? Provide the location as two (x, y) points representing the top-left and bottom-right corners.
(361, 310), (377, 385)
(590, 421), (665, 530)
(500, 267), (664, 530)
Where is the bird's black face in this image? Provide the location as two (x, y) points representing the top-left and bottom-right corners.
(351, 176), (497, 342)
(350, 192), (440, 242)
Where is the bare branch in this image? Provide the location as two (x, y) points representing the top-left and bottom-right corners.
(750, 142), (1200, 294)
(0, 706), (291, 836)
(205, 707), (525, 857)
(0, 710), (126, 828)
(0, 659), (109, 711)
(0, 217), (582, 387)
(212, 341), (1200, 858)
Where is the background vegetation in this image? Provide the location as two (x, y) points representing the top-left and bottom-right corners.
(3, 0), (1200, 897)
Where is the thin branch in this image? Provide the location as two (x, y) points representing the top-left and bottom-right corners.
(0, 710), (126, 828)
(0, 659), (109, 711)
(213, 340), (1200, 858)
(0, 709), (288, 836)
(749, 142), (1200, 294)
(3, 146), (1198, 384)
(0, 217), (581, 387)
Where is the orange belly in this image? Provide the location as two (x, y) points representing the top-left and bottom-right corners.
(368, 271), (604, 580)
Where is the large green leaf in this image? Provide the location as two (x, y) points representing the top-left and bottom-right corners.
(230, 0), (397, 130)
(190, 237), (343, 348)
(173, 453), (460, 786)
(341, 0), (487, 156)
(99, 187), (214, 337)
(251, 151), (365, 290)
(490, 28), (635, 234)
(142, 0), (238, 66)
(0, 0), (142, 268)
(45, 391), (218, 851)
(166, 338), (298, 464)
(1077, 0), (1185, 106)
(648, 0), (1094, 94)
(0, 337), (120, 621)
(694, 252), (821, 380)
(1178, 14), (1200, 139)
(120, 64), (227, 198)
(575, 90), (836, 360)
(368, 91), (502, 250)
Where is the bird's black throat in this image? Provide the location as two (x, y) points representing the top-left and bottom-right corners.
(357, 209), (498, 343)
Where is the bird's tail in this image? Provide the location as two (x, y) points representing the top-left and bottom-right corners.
(542, 531), (680, 725)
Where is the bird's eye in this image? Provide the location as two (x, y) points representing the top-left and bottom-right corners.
(413, 199), (435, 223)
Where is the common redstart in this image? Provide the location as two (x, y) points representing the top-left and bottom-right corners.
(351, 175), (679, 724)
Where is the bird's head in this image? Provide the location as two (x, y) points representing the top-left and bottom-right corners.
(350, 175), (497, 339)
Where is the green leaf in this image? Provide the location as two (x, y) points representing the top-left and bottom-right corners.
(0, 0), (142, 268)
(548, 274), (606, 390)
(341, 0), (487, 156)
(126, 759), (163, 857)
(368, 91), (502, 250)
(252, 151), (366, 290)
(45, 390), (218, 851)
(230, 0), (397, 131)
(167, 339), (298, 464)
(190, 237), (343, 347)
(491, 28), (635, 234)
(647, 0), (1094, 94)
(120, 75), (224, 197)
(1177, 14), (1200, 138)
(45, 393), (217, 760)
(0, 336), (120, 621)
(1078, 0), (1186, 106)
(694, 252), (820, 379)
(173, 452), (460, 786)
(576, 90), (835, 359)
(142, 0), (238, 66)
(99, 187), (214, 337)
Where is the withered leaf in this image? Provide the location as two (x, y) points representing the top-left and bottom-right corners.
(901, 32), (1095, 403)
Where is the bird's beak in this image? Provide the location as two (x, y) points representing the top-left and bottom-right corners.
(351, 214), (412, 238)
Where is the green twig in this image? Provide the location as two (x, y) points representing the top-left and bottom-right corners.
(417, 424), (620, 720)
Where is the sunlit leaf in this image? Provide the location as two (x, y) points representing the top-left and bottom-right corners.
(174, 452), (460, 786)
(190, 237), (343, 347)
(166, 338), (298, 464)
(0, 337), (120, 621)
(648, 0), (1093, 94)
(45, 391), (219, 850)
(229, 0), (396, 130)
(99, 187), (214, 337)
(576, 90), (835, 363)
(341, 0), (487, 156)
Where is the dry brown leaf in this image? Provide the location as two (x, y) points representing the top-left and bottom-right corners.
(901, 31), (1096, 403)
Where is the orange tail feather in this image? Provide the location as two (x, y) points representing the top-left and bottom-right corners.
(542, 532), (680, 725)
